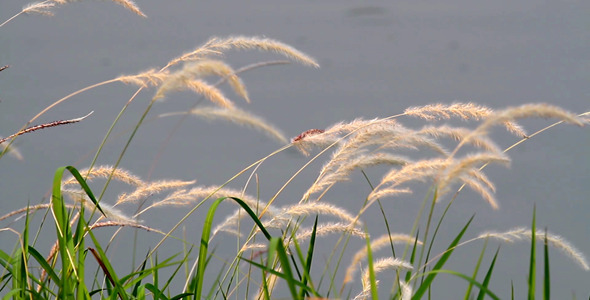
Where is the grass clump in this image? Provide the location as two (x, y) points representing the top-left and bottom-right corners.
(1, 2), (589, 299)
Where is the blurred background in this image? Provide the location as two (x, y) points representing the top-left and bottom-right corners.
(1, 0), (589, 298)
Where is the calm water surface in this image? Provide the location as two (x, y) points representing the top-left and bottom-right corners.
(1, 1), (589, 298)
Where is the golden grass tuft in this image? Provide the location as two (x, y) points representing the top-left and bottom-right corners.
(117, 69), (169, 88)
(154, 74), (235, 109)
(478, 227), (589, 270)
(180, 60), (250, 103)
(159, 106), (288, 143)
(167, 36), (319, 69)
(404, 102), (527, 137)
(343, 234), (421, 286)
(63, 165), (145, 187)
(360, 258), (413, 296)
(20, 0), (146, 19)
(116, 179), (196, 204)
(22, 2), (56, 16)
(110, 0), (146, 17)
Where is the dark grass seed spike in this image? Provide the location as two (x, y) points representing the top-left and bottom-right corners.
(291, 129), (325, 143)
(0, 111), (93, 144)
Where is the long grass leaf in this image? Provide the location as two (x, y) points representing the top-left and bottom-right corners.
(405, 229), (420, 283)
(238, 257), (312, 291)
(145, 283), (169, 300)
(464, 238), (489, 300)
(365, 229), (379, 300)
(86, 229), (128, 300)
(27, 246), (60, 285)
(412, 215), (474, 299)
(419, 269), (500, 300)
(476, 247), (500, 300)
(543, 229), (550, 300)
(298, 215), (319, 299)
(528, 206), (536, 300)
(193, 196), (272, 299)
(268, 237), (299, 299)
(51, 166), (76, 298)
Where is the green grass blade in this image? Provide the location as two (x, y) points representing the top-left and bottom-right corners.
(61, 166), (106, 217)
(405, 229), (420, 283)
(239, 257), (312, 291)
(412, 215), (474, 300)
(86, 230), (128, 300)
(50, 165), (107, 299)
(51, 166), (76, 299)
(27, 246), (60, 285)
(145, 283), (170, 300)
(268, 237), (299, 299)
(131, 257), (147, 297)
(528, 206), (536, 300)
(543, 228), (550, 300)
(193, 196), (272, 300)
(419, 269), (500, 300)
(152, 254), (160, 299)
(160, 251), (190, 294)
(476, 247), (500, 300)
(206, 262), (227, 300)
(169, 292), (194, 300)
(297, 215), (318, 299)
(464, 238), (489, 300)
(365, 229), (379, 300)
(74, 206), (89, 300)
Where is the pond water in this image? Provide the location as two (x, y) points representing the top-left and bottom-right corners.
(1, 1), (589, 298)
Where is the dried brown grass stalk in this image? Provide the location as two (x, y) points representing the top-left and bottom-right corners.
(0, 204), (53, 222)
(0, 111), (93, 145)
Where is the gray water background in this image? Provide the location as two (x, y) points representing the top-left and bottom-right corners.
(1, 1), (589, 298)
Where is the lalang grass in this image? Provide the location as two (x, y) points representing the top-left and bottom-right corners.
(1, 1), (589, 299)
